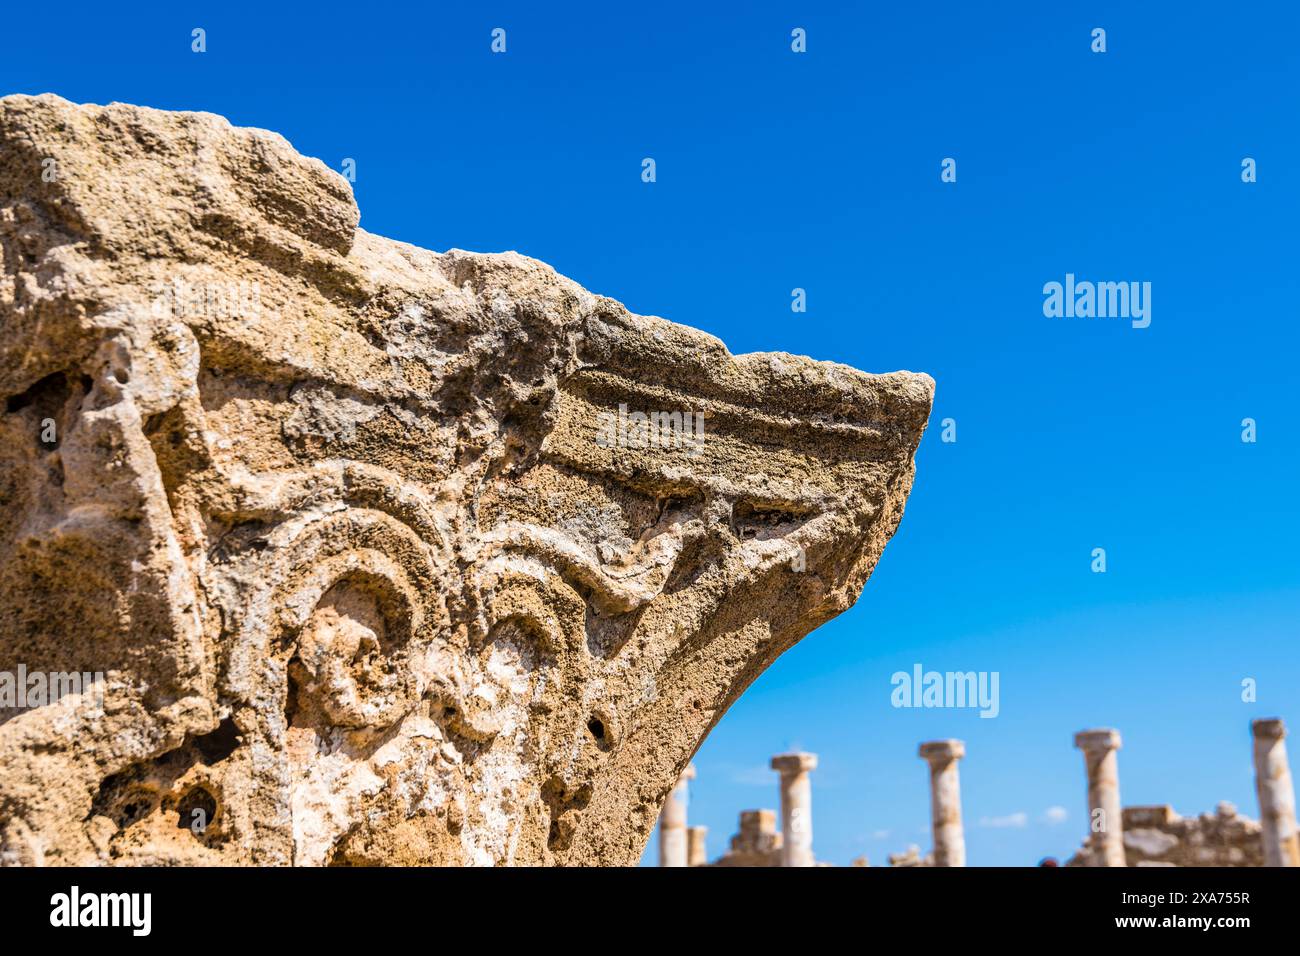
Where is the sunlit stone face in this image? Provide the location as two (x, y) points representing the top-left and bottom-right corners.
(0, 94), (931, 866)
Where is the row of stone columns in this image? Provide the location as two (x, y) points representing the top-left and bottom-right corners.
(878, 720), (1298, 868)
(658, 744), (968, 868)
(660, 716), (1298, 867)
(1074, 719), (1299, 867)
(657, 752), (822, 865)
(655, 763), (709, 866)
(892, 720), (1299, 868)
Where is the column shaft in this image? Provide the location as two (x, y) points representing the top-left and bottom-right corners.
(657, 765), (695, 867)
(1075, 729), (1125, 867)
(1253, 719), (1300, 867)
(920, 740), (966, 867)
(771, 753), (817, 867)
(687, 826), (708, 867)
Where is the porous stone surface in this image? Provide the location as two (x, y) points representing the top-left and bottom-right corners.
(0, 94), (932, 866)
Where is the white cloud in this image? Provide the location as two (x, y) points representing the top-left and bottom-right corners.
(870, 829), (892, 840)
(727, 765), (776, 787)
(978, 812), (1028, 829)
(1041, 805), (1068, 825)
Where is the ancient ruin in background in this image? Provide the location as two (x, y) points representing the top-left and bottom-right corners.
(667, 718), (1298, 867)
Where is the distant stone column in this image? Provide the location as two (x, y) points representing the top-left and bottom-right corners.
(657, 764), (696, 867)
(687, 826), (708, 867)
(771, 752), (818, 867)
(1252, 718), (1300, 867)
(919, 739), (966, 867)
(1075, 729), (1125, 866)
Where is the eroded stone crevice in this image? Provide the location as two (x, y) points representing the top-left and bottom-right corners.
(86, 717), (245, 862)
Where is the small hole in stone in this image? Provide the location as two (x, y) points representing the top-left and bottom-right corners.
(587, 717), (605, 741)
(113, 368), (129, 384)
(193, 717), (241, 764)
(117, 799), (150, 827)
(176, 786), (218, 836)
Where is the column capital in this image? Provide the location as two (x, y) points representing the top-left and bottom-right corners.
(919, 739), (965, 763)
(1074, 728), (1122, 752)
(1252, 718), (1287, 740)
(771, 752), (818, 775)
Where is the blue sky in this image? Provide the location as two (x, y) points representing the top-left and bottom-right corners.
(6, 1), (1297, 866)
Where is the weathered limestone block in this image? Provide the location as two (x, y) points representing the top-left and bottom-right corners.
(1123, 826), (1181, 859)
(887, 845), (931, 867)
(1066, 803), (1265, 867)
(713, 809), (783, 867)
(0, 95), (932, 866)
